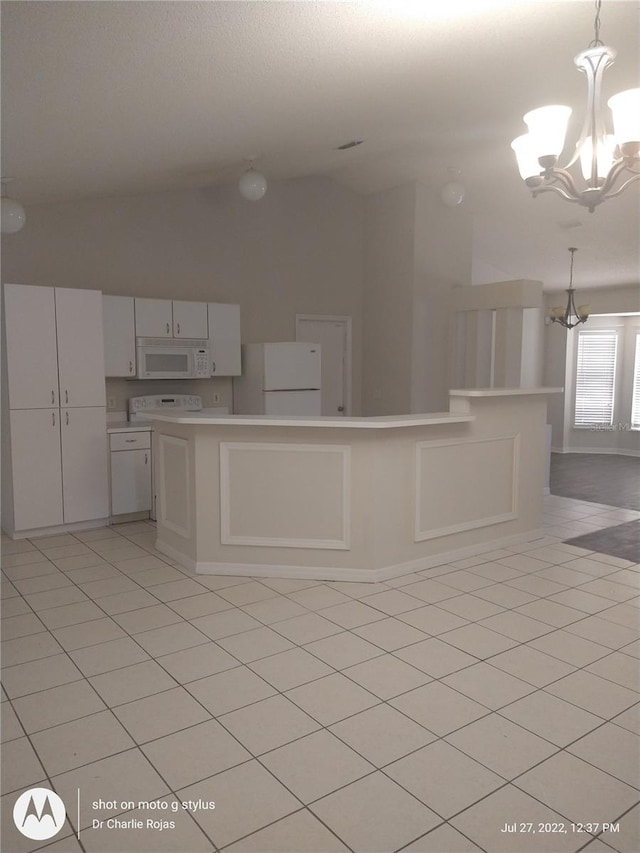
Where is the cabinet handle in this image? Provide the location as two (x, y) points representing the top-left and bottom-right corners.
(125, 438), (136, 443)
(129, 361), (133, 374)
(176, 323), (180, 335)
(145, 452), (148, 465)
(51, 390), (55, 404)
(65, 389), (69, 404)
(52, 412), (56, 426)
(166, 322), (170, 334)
(65, 411), (69, 426)
(212, 361), (216, 373)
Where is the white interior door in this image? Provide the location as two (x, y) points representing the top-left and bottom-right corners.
(296, 315), (351, 415)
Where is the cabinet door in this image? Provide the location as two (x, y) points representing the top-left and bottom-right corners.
(61, 407), (109, 523)
(55, 288), (106, 407)
(110, 449), (151, 515)
(9, 408), (63, 531)
(3, 284), (60, 408)
(173, 301), (208, 339)
(103, 295), (136, 377)
(135, 298), (172, 337)
(208, 303), (241, 375)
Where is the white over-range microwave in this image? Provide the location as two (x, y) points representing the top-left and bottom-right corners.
(136, 338), (210, 379)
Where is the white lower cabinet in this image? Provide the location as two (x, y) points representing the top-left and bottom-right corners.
(61, 407), (110, 523)
(109, 431), (152, 516)
(9, 408), (64, 531)
(7, 406), (108, 533)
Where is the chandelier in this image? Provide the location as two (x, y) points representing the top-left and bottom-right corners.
(550, 248), (589, 330)
(511, 0), (640, 213)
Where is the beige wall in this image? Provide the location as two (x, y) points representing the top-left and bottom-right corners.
(413, 184), (472, 412)
(362, 182), (472, 415)
(362, 184), (416, 415)
(1, 176), (366, 413)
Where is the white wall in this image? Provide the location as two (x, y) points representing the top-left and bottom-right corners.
(1, 176), (366, 413)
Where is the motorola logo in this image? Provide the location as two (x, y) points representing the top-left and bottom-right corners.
(13, 788), (66, 841)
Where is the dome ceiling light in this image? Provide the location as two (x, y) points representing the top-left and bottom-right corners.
(238, 159), (267, 201)
(1, 179), (27, 234)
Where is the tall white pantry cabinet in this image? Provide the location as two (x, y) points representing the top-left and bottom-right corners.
(1, 284), (109, 537)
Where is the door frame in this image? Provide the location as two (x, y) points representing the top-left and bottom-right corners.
(295, 314), (352, 416)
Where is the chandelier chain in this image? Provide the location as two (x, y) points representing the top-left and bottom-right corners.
(568, 247), (576, 288)
(589, 0), (604, 48)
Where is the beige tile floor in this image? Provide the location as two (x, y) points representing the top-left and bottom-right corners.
(1, 495), (639, 853)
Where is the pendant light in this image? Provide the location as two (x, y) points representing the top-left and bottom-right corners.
(549, 248), (590, 329)
(511, 0), (640, 212)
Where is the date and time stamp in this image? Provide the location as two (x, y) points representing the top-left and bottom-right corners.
(501, 821), (620, 836)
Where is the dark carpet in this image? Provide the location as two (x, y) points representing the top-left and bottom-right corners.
(565, 519), (640, 563)
(551, 452), (640, 562)
(550, 452), (640, 511)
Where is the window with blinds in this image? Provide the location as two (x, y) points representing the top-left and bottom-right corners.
(574, 330), (618, 427)
(632, 333), (640, 429)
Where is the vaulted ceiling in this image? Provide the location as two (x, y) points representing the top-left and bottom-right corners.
(2, 1), (639, 290)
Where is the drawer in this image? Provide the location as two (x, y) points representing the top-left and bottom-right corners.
(110, 431), (151, 451)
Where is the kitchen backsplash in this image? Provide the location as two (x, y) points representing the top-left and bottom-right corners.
(105, 376), (233, 413)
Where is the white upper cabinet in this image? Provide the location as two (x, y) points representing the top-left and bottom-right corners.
(55, 288), (106, 407)
(134, 297), (208, 339)
(173, 300), (208, 338)
(135, 298), (172, 337)
(208, 303), (241, 376)
(3, 284), (60, 409)
(103, 295), (136, 377)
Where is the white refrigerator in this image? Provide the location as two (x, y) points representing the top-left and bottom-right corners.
(233, 342), (321, 415)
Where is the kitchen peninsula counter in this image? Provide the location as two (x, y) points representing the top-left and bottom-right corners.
(147, 389), (560, 582)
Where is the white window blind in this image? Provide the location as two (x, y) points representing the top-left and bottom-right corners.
(574, 330), (618, 427)
(632, 333), (640, 429)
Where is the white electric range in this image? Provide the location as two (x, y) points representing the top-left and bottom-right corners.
(105, 396), (228, 522)
(128, 394), (229, 421)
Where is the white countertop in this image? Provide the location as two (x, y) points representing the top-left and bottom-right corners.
(107, 421), (153, 433)
(449, 387), (563, 397)
(144, 411), (474, 429)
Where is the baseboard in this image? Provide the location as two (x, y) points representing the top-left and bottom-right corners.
(2, 517), (110, 541)
(110, 511), (151, 525)
(551, 447), (640, 457)
(159, 527), (547, 584)
(155, 539), (197, 571)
